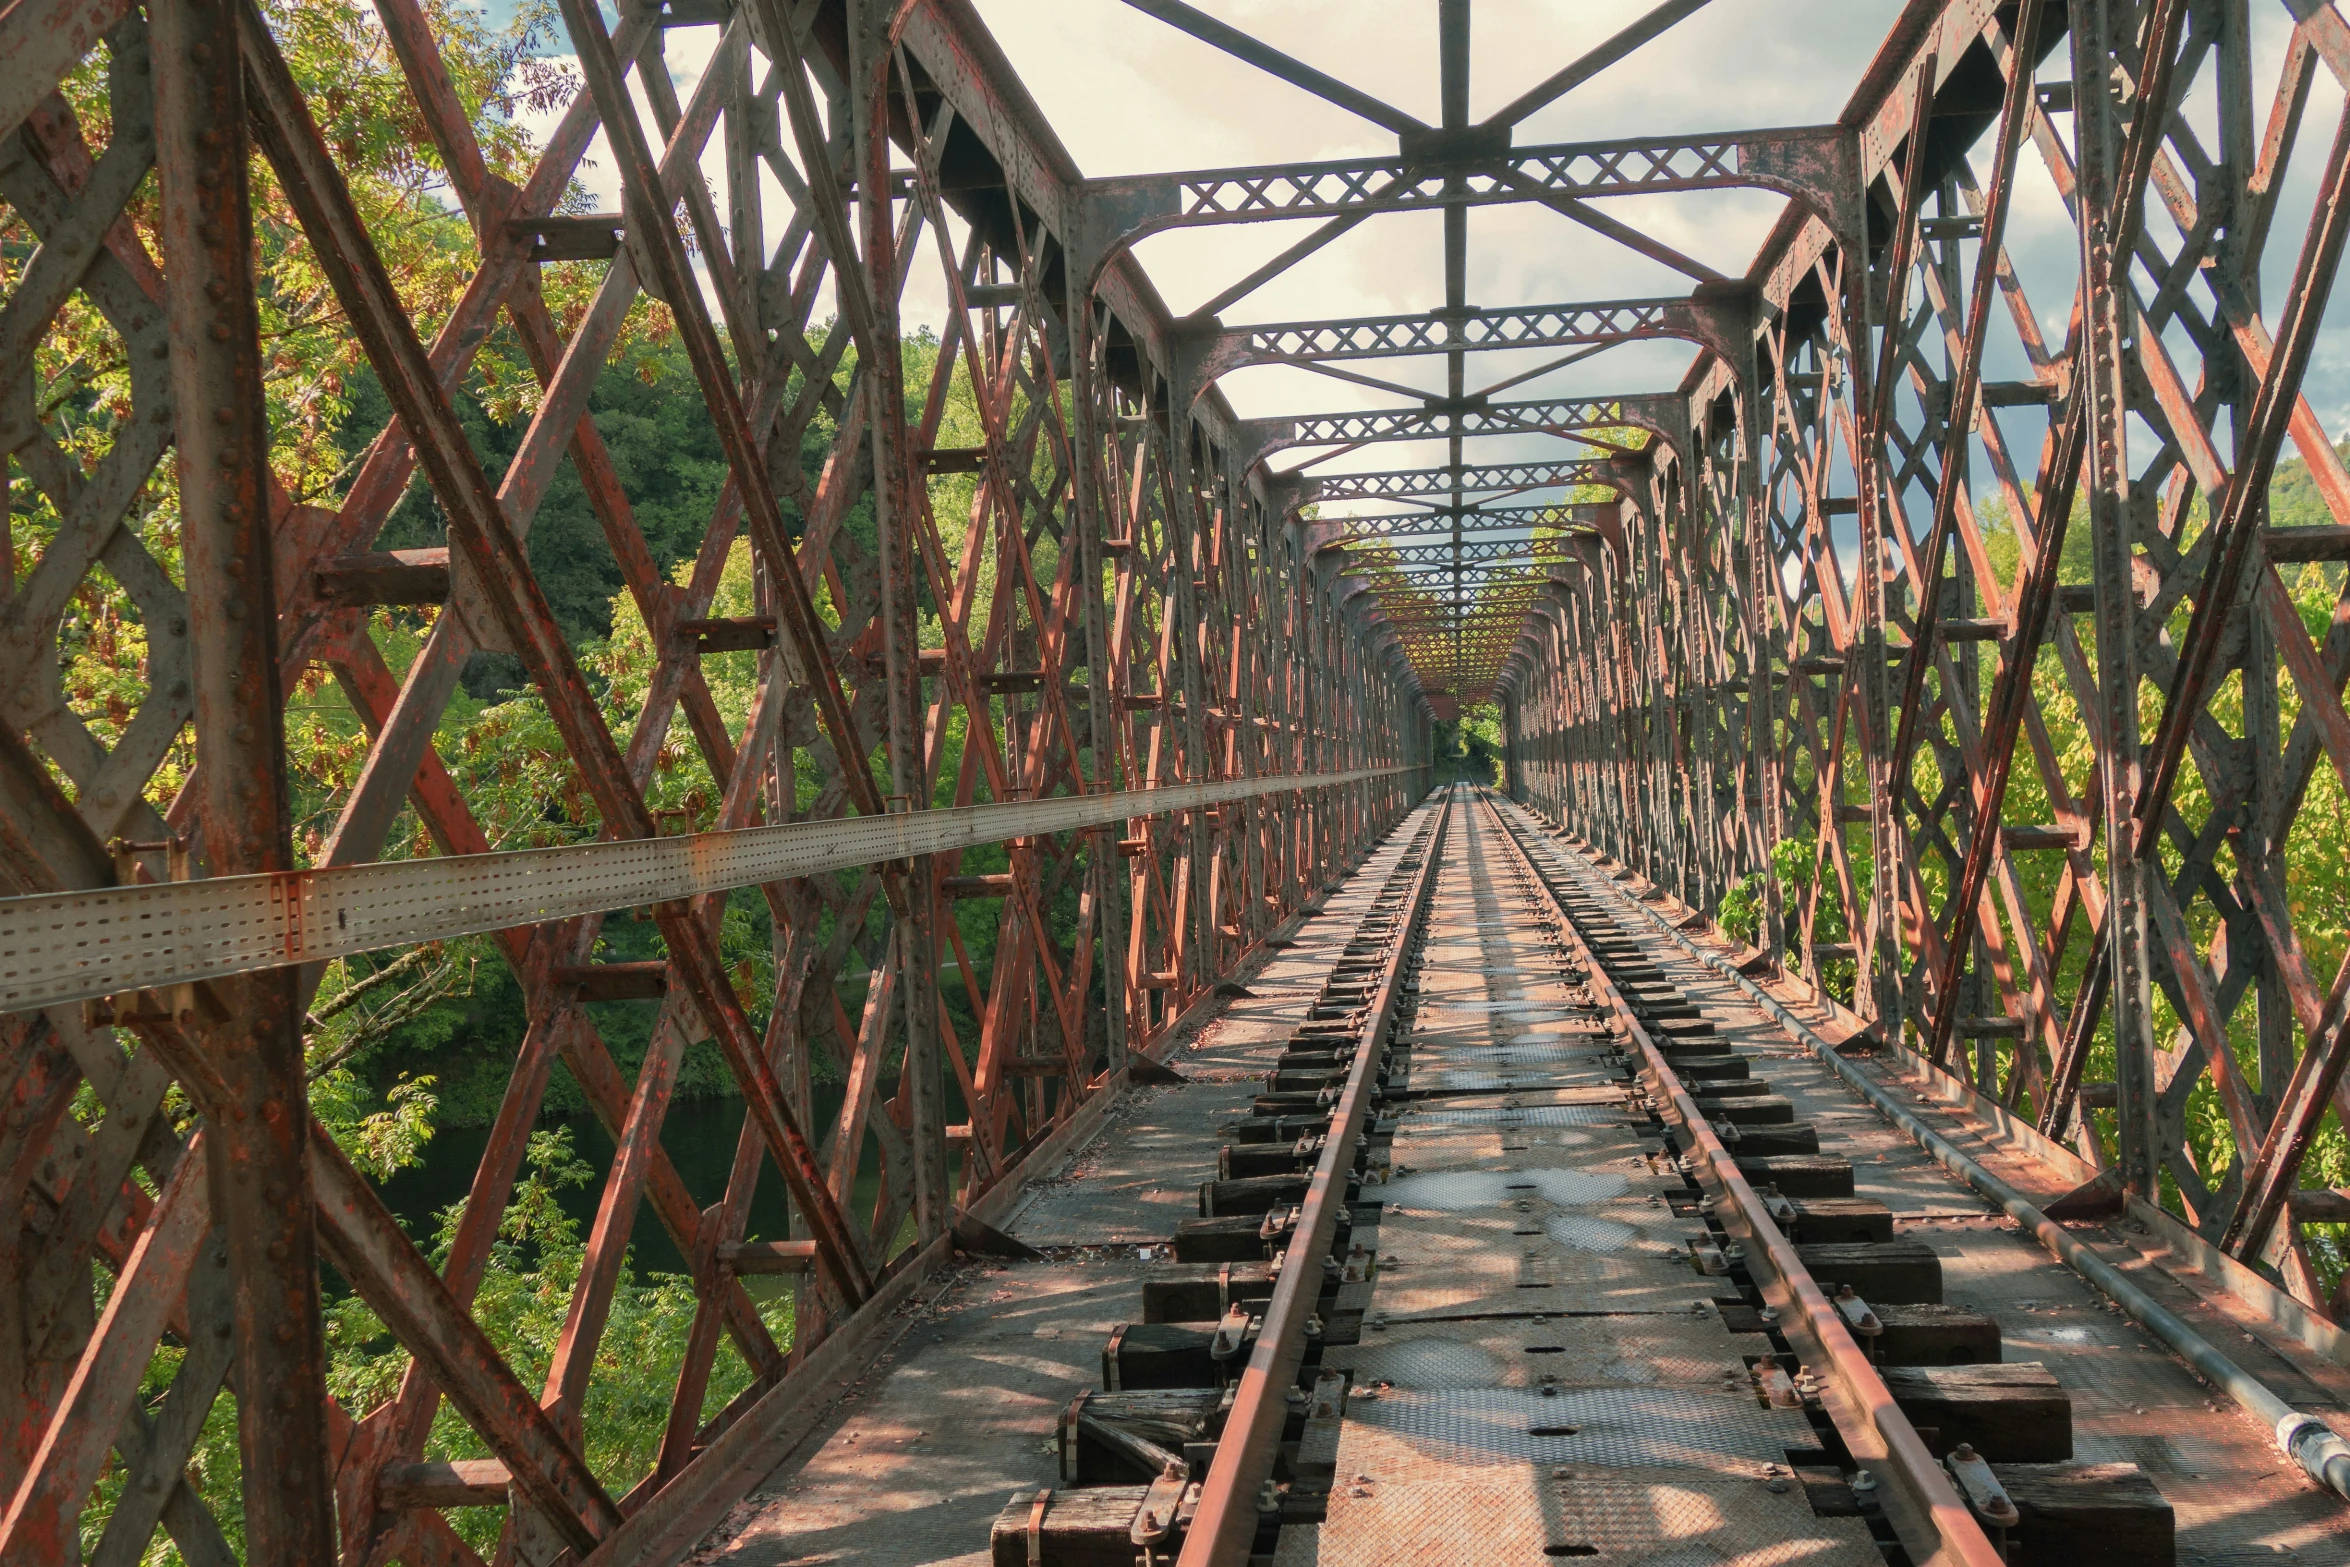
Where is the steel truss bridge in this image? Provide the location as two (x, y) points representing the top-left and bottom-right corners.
(5, 0), (2350, 1563)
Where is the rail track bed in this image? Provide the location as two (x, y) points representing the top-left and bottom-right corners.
(693, 787), (2350, 1567)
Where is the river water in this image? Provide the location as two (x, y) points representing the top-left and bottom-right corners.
(374, 1087), (878, 1278)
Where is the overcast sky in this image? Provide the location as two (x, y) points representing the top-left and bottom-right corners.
(517, 1), (2350, 507)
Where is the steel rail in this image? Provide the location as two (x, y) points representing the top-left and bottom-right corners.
(1547, 819), (2350, 1504)
(1176, 787), (1453, 1567)
(0, 767), (1412, 1016)
(1478, 791), (2006, 1567)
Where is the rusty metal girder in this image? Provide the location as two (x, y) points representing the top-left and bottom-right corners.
(0, 1), (1430, 1562)
(1241, 393), (1675, 467)
(1502, 0), (2350, 1331)
(1305, 458), (1613, 503)
(1187, 293), (1753, 386)
(1080, 124), (1855, 264)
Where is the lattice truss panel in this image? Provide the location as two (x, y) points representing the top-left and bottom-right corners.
(0, 0), (1426, 1560)
(1506, 0), (2350, 1324)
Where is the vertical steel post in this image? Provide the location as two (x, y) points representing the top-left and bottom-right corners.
(1071, 301), (1133, 1075)
(2073, 0), (2159, 1194)
(151, 0), (336, 1556)
(852, 0), (947, 1237)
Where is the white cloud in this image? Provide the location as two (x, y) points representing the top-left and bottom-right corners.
(961, 0), (1907, 512)
(491, 1), (2350, 564)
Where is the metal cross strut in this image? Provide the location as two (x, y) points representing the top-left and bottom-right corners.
(7, 0), (2350, 1564)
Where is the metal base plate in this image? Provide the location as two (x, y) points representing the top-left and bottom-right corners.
(1280, 1464), (1884, 1567)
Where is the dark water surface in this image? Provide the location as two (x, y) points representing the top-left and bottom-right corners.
(375, 1088), (878, 1277)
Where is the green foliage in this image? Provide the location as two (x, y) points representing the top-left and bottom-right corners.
(85, 1128), (788, 1561)
(1718, 872), (1767, 947)
(1432, 703), (1504, 781)
(1885, 448), (2350, 1291)
(22, 10), (806, 1557)
(13, 0), (671, 814)
(1762, 831), (1862, 1002)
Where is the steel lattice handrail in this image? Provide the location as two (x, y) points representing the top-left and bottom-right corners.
(0, 768), (1408, 1014)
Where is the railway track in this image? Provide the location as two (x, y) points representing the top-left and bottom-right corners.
(699, 784), (2347, 1567)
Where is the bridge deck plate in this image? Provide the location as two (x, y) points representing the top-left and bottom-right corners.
(1298, 803), (1879, 1565)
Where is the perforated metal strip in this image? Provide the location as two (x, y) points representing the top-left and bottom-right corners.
(0, 767), (1408, 1012)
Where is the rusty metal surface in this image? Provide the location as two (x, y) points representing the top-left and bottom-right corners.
(1302, 796), (1884, 1566)
(1176, 794), (1451, 1567)
(0, 767), (1404, 1017)
(1525, 803), (2350, 1565)
(1488, 792), (2005, 1567)
(1496, 0), (2350, 1354)
(695, 802), (1447, 1567)
(14, 0), (2350, 1557)
(1280, 1468), (1883, 1567)
(0, 0), (1428, 1555)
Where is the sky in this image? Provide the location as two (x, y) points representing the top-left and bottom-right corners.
(498, 1), (2350, 524)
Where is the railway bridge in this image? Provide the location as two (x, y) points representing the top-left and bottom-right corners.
(6, 1), (2350, 1564)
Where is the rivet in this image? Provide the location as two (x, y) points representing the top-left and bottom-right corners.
(266, 1239), (288, 1262)
(226, 599), (244, 620)
(201, 223), (224, 244)
(59, 236), (81, 256)
(214, 406), (234, 423)
(274, 1321), (295, 1343)
(151, 342), (169, 359)
(209, 323), (231, 342)
(206, 280), (228, 301)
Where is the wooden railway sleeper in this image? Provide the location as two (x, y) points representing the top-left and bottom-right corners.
(1493, 796), (2193, 1564)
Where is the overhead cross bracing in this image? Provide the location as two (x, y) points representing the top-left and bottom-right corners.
(1022, 2), (1889, 708)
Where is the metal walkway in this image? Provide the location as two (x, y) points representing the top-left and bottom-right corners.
(682, 788), (2350, 1567)
(1288, 798), (1878, 1567)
